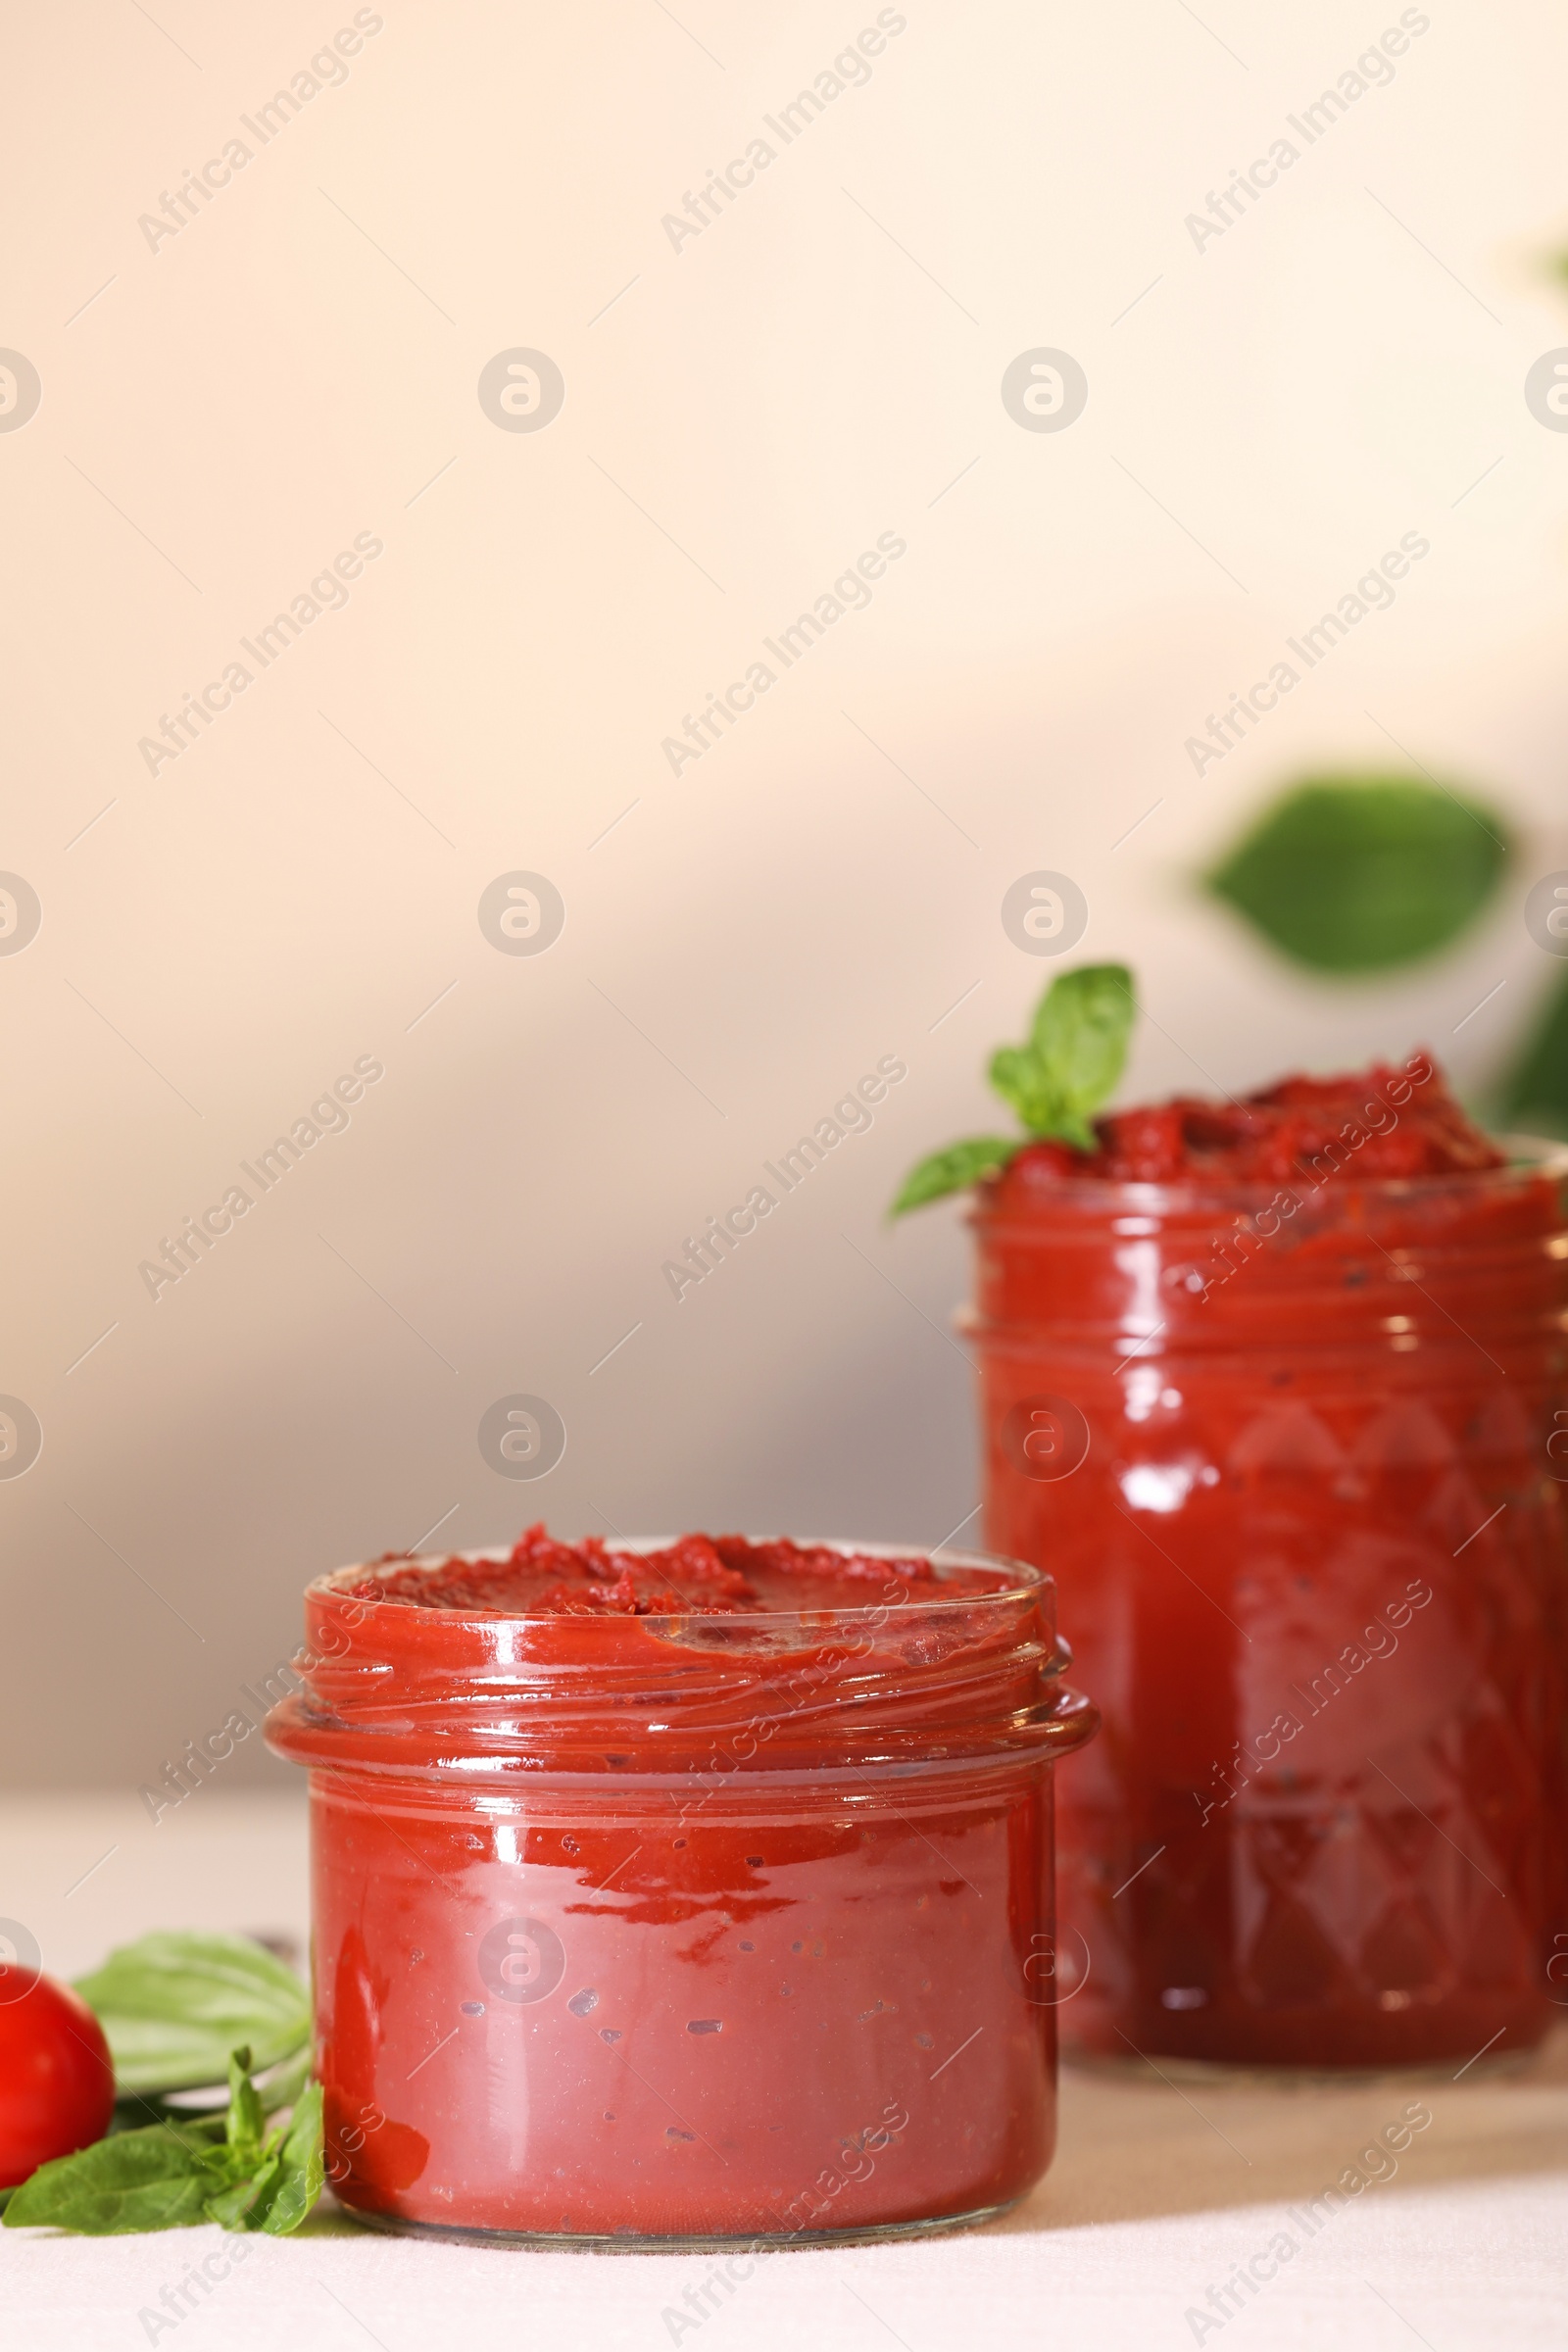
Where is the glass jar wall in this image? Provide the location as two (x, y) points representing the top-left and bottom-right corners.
(970, 1149), (1568, 2067)
(267, 1540), (1096, 2242)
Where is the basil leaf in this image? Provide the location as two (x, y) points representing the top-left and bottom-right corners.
(989, 963), (1135, 1146)
(75, 1933), (310, 2094)
(889, 965), (1137, 1213)
(201, 2133), (282, 2231)
(253, 2043), (311, 2119)
(2, 2126), (219, 2235)
(202, 2169), (270, 2230)
(114, 2045), (312, 2137)
(889, 1136), (1019, 1217)
(1206, 777), (1508, 972)
(1496, 969), (1568, 1139)
(111, 2097), (227, 2143)
(222, 2045), (266, 2166)
(247, 2082), (323, 2236)
(5, 2057), (326, 2239)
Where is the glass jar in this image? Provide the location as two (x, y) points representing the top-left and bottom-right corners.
(265, 1540), (1096, 2244)
(969, 1145), (1568, 2068)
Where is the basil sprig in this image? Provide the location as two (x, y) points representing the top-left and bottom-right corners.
(891, 962), (1136, 1214)
(3, 2049), (323, 2237)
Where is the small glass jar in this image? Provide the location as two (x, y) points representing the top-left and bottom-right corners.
(266, 1540), (1096, 2245)
(969, 1144), (1568, 2068)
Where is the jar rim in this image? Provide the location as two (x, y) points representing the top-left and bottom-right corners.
(309, 1536), (1051, 1630)
(273, 1539), (1090, 1781)
(969, 1130), (1568, 1222)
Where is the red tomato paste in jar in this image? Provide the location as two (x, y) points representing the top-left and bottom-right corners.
(267, 1534), (1095, 2243)
(345, 1529), (1005, 1619)
(970, 1052), (1568, 2066)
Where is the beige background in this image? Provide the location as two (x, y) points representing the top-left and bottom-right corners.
(3, 0), (1568, 1788)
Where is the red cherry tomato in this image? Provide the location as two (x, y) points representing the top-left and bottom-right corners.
(0, 1971), (116, 2188)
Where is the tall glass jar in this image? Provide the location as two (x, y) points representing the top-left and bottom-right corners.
(969, 1144), (1568, 2067)
(266, 1540), (1096, 2243)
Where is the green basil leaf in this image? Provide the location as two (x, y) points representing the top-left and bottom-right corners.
(248, 2082), (323, 2236)
(987, 1043), (1054, 1138)
(1206, 777), (1508, 972)
(1496, 968), (1568, 1138)
(75, 1933), (310, 2094)
(202, 2141), (281, 2231)
(252, 2044), (312, 2119)
(889, 1136), (1019, 1217)
(113, 2045), (311, 2136)
(224, 2046), (265, 2164)
(6, 2053), (325, 2239)
(110, 2095), (226, 2142)
(2, 2126), (219, 2235)
(989, 963), (1135, 1145)
(202, 2173), (265, 2230)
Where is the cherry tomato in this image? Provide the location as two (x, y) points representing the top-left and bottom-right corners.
(0, 1970), (116, 2188)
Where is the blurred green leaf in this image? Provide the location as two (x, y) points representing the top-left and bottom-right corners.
(1496, 968), (1568, 1138)
(75, 1933), (310, 2095)
(1206, 778), (1509, 972)
(889, 1137), (1019, 1217)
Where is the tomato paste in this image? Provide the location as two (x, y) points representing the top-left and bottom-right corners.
(345, 1529), (1004, 1619)
(267, 1537), (1096, 2241)
(1014, 1054), (1506, 1188)
(970, 1053), (1568, 2065)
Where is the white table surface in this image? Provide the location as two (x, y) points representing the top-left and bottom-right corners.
(2, 1792), (1563, 2350)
